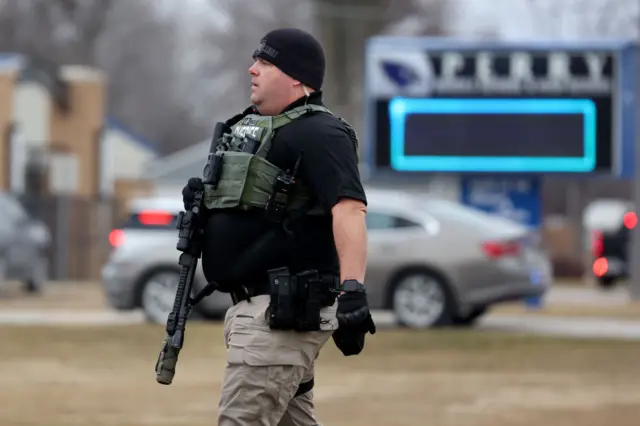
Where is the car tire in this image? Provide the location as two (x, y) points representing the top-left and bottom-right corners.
(451, 306), (487, 327)
(139, 267), (208, 324)
(23, 256), (47, 294)
(391, 270), (455, 329)
(140, 268), (183, 324)
(23, 279), (42, 294)
(597, 276), (617, 290)
(0, 257), (6, 287)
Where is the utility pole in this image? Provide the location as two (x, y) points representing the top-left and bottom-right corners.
(312, 0), (391, 126)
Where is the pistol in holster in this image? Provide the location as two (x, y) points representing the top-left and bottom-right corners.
(267, 267), (339, 332)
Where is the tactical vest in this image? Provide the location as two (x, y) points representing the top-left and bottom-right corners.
(203, 104), (358, 217)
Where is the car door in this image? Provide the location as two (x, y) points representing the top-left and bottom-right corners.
(0, 194), (34, 278)
(365, 210), (437, 307)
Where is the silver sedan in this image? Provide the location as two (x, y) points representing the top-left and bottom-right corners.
(101, 188), (551, 328)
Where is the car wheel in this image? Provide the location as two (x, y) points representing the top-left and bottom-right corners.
(0, 257), (6, 282)
(140, 269), (182, 324)
(597, 276), (616, 290)
(23, 256), (47, 294)
(452, 306), (487, 327)
(23, 278), (42, 294)
(391, 271), (454, 329)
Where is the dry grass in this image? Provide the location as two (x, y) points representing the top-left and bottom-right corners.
(1, 323), (640, 426)
(0, 281), (108, 310)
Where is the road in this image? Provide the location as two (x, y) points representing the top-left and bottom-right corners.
(1, 285), (639, 340)
(479, 315), (640, 341)
(1, 308), (639, 341)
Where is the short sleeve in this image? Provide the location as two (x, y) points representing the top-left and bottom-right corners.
(292, 119), (367, 212)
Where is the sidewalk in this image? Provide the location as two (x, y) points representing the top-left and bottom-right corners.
(479, 315), (640, 341)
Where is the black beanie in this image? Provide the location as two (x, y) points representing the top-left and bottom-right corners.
(252, 28), (325, 91)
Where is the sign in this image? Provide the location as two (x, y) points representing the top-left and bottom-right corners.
(389, 97), (595, 172)
(364, 38), (637, 177)
(459, 175), (541, 228)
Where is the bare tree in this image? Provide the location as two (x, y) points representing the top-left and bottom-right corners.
(0, 0), (116, 64)
(0, 0), (443, 155)
(94, 0), (196, 154)
(383, 0), (448, 36)
(0, 0), (202, 154)
(161, 0), (315, 136)
(445, 0), (639, 40)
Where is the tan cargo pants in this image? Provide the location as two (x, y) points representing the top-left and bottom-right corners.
(218, 294), (338, 426)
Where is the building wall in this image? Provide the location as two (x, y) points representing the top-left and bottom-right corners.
(11, 81), (51, 193)
(101, 126), (157, 181)
(0, 61), (109, 196)
(49, 66), (106, 197)
(14, 81), (50, 150)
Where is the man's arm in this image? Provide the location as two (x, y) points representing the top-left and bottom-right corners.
(284, 115), (368, 282)
(332, 198), (368, 283)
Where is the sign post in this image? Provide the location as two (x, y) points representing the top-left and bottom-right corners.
(460, 175), (544, 308)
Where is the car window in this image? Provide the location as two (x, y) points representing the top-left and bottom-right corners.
(421, 199), (497, 226)
(366, 211), (422, 230)
(0, 193), (28, 224)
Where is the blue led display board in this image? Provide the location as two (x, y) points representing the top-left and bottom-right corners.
(388, 97), (596, 172)
(363, 38), (638, 177)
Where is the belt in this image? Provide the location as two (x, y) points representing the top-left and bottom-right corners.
(230, 273), (340, 306)
(229, 282), (270, 305)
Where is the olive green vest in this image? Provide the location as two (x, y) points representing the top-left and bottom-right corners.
(203, 104), (358, 216)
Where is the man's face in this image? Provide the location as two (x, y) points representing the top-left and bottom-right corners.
(248, 58), (295, 115)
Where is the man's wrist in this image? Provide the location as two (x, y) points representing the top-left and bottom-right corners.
(340, 279), (365, 294)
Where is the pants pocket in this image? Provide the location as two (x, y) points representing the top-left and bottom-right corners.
(219, 348), (306, 425)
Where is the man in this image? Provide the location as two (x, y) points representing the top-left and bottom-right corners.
(181, 28), (375, 425)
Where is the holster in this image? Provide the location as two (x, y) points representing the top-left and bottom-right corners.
(267, 267), (338, 332)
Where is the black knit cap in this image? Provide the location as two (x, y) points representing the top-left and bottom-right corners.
(252, 28), (325, 91)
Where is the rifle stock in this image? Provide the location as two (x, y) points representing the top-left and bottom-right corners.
(154, 122), (230, 385)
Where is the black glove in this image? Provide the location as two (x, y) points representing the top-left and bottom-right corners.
(182, 177), (205, 210)
(336, 291), (376, 335)
(332, 326), (366, 356)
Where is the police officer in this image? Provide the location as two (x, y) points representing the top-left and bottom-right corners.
(181, 28), (376, 425)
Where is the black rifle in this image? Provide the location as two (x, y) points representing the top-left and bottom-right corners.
(154, 122), (228, 385)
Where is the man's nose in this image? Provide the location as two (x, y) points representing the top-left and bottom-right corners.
(248, 62), (259, 75)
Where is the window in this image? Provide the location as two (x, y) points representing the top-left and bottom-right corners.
(366, 211), (422, 230)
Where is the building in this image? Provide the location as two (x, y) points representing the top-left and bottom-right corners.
(143, 138), (211, 197)
(0, 53), (159, 198)
(0, 53), (159, 281)
(0, 53), (106, 197)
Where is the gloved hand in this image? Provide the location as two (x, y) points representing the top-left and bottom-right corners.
(182, 177), (204, 210)
(332, 326), (366, 356)
(336, 291), (376, 335)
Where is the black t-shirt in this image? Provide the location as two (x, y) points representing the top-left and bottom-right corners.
(201, 92), (367, 287)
